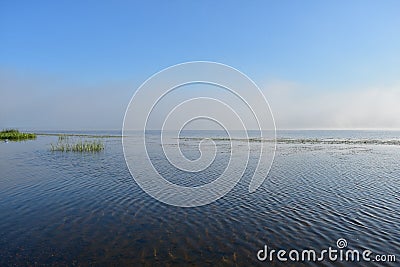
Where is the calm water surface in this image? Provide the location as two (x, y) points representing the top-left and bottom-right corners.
(0, 131), (399, 266)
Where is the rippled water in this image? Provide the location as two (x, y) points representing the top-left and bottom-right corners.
(0, 131), (399, 266)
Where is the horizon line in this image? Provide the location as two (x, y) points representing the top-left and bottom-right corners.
(11, 128), (400, 132)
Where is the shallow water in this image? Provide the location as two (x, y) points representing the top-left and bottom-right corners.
(0, 131), (399, 266)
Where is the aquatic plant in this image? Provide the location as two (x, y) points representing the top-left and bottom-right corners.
(51, 138), (104, 152)
(58, 134), (69, 142)
(0, 129), (36, 141)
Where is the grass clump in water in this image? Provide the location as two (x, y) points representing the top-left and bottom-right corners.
(51, 136), (104, 152)
(0, 129), (36, 141)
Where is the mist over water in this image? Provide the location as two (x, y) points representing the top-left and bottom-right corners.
(0, 130), (399, 266)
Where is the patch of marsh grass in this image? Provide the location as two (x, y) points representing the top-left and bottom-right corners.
(58, 134), (69, 142)
(51, 136), (104, 152)
(0, 129), (36, 141)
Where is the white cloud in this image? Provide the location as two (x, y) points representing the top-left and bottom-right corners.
(263, 80), (400, 130)
(1, 68), (399, 130)
(0, 69), (134, 130)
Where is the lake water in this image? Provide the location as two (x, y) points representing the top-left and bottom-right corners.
(0, 130), (399, 266)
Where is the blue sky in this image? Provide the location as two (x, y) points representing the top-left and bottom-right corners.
(1, 1), (399, 130)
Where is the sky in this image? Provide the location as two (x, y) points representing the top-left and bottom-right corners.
(1, 0), (399, 130)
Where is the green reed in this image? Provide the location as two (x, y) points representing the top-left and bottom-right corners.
(0, 129), (37, 141)
(58, 134), (69, 142)
(51, 136), (104, 152)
